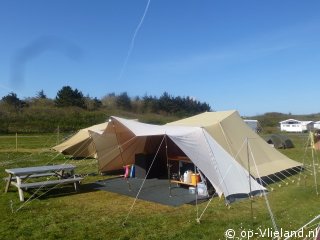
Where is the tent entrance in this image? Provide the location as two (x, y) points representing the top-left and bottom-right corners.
(132, 136), (199, 181)
(131, 136), (212, 196)
(96, 135), (212, 207)
(134, 153), (167, 179)
(133, 136), (192, 181)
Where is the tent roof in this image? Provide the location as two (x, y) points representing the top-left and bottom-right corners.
(167, 111), (302, 178)
(167, 110), (236, 127)
(111, 116), (200, 137)
(52, 122), (108, 157)
(81, 122), (108, 133)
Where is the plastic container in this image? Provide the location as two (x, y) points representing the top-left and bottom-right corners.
(191, 173), (200, 185)
(184, 171), (192, 184)
(180, 175), (184, 182)
(124, 165), (131, 178)
(197, 182), (208, 196)
(130, 164), (135, 178)
(189, 187), (196, 194)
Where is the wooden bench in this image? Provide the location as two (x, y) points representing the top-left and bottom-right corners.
(11, 177), (83, 191)
(4, 164), (82, 201)
(10, 177), (83, 201)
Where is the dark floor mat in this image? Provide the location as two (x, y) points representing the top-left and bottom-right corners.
(95, 177), (209, 207)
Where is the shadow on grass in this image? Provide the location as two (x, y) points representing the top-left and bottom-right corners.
(27, 182), (102, 200)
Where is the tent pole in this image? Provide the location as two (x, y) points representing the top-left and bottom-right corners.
(246, 138), (254, 226)
(165, 136), (172, 197)
(310, 131), (319, 195)
(195, 166), (200, 224)
(112, 119), (131, 192)
(123, 136), (165, 226)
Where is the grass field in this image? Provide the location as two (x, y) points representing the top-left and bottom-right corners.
(0, 133), (319, 239)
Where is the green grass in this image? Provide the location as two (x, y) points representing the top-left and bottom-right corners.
(0, 133), (319, 239)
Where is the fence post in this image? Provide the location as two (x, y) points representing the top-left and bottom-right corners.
(16, 132), (18, 152)
(57, 125), (60, 144)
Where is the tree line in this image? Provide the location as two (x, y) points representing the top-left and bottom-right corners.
(0, 86), (211, 133)
(0, 86), (211, 114)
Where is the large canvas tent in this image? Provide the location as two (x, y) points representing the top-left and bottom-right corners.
(90, 116), (266, 203)
(167, 110), (302, 180)
(53, 122), (108, 158)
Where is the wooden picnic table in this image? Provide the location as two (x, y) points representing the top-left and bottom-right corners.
(4, 164), (83, 201)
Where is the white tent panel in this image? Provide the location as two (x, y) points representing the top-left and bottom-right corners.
(111, 116), (198, 137)
(168, 128), (265, 198)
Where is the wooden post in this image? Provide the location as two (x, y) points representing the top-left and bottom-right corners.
(16, 132), (18, 152)
(57, 125), (60, 144)
(310, 131), (319, 195)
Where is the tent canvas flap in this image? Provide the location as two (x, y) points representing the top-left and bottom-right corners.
(168, 128), (266, 198)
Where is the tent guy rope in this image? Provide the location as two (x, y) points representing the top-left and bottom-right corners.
(248, 141), (279, 237)
(122, 135), (165, 226)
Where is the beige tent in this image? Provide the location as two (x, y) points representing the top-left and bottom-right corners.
(167, 110), (302, 179)
(90, 116), (266, 202)
(89, 119), (159, 172)
(53, 122), (108, 158)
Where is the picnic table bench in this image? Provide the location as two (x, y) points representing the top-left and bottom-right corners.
(4, 164), (83, 201)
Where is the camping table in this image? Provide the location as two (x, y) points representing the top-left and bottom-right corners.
(4, 164), (82, 201)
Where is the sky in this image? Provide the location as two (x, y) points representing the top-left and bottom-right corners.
(1, 0), (320, 116)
